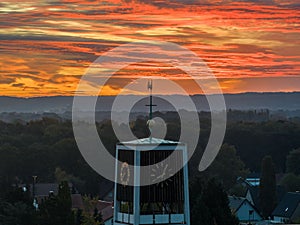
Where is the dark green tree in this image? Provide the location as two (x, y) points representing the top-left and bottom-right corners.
(0, 184), (36, 225)
(190, 194), (213, 225)
(38, 181), (74, 225)
(189, 176), (238, 225)
(286, 148), (300, 175)
(189, 176), (212, 225)
(93, 208), (103, 224)
(38, 193), (60, 225)
(0, 201), (36, 225)
(81, 213), (101, 225)
(75, 209), (83, 225)
(280, 173), (300, 192)
(57, 181), (74, 225)
(204, 144), (249, 191)
(259, 155), (277, 218)
(203, 179), (239, 225)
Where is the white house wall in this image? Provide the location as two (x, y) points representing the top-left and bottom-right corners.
(236, 202), (262, 222)
(273, 216), (289, 223)
(245, 190), (255, 206)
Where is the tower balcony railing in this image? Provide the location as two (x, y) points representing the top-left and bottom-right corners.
(115, 212), (185, 224)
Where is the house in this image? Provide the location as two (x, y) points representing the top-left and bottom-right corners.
(245, 185), (260, 210)
(71, 193), (84, 210)
(246, 173), (261, 186)
(20, 182), (82, 209)
(245, 173), (285, 187)
(95, 200), (113, 225)
(272, 192), (300, 223)
(20, 182), (75, 199)
(243, 183), (286, 212)
(32, 183), (60, 198)
(229, 196), (262, 222)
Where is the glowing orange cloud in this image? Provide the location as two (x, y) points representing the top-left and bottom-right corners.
(0, 0), (299, 96)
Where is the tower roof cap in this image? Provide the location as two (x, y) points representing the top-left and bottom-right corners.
(119, 137), (184, 146)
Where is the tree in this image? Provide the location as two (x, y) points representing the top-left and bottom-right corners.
(228, 183), (247, 197)
(189, 176), (212, 225)
(190, 195), (213, 225)
(37, 193), (60, 225)
(204, 144), (249, 191)
(55, 167), (71, 183)
(280, 173), (300, 192)
(0, 201), (36, 225)
(259, 155), (277, 218)
(38, 181), (75, 225)
(54, 167), (85, 194)
(189, 176), (239, 225)
(56, 181), (74, 225)
(286, 148), (300, 175)
(82, 195), (99, 213)
(93, 208), (103, 224)
(203, 179), (239, 225)
(81, 212), (101, 225)
(0, 185), (36, 225)
(75, 209), (83, 225)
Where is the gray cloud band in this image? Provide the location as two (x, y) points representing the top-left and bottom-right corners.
(72, 40), (227, 186)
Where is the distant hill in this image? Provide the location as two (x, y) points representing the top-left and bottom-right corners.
(0, 92), (300, 113)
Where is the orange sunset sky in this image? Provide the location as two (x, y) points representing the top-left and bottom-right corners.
(0, 0), (299, 97)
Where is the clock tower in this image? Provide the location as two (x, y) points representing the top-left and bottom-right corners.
(113, 80), (190, 225)
(113, 138), (190, 225)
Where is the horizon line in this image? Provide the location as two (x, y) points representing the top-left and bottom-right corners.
(1, 91), (300, 99)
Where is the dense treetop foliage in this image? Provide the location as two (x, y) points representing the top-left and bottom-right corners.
(190, 177), (239, 225)
(0, 115), (300, 194)
(1, 114), (300, 224)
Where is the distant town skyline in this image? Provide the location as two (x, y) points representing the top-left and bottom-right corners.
(0, 0), (299, 97)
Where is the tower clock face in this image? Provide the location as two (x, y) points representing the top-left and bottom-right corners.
(120, 162), (130, 186)
(151, 162), (173, 187)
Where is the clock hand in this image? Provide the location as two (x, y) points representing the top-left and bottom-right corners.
(156, 171), (167, 180)
(162, 164), (168, 175)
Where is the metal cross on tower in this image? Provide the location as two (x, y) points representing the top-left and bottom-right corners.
(145, 79), (157, 120)
(113, 79), (191, 225)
